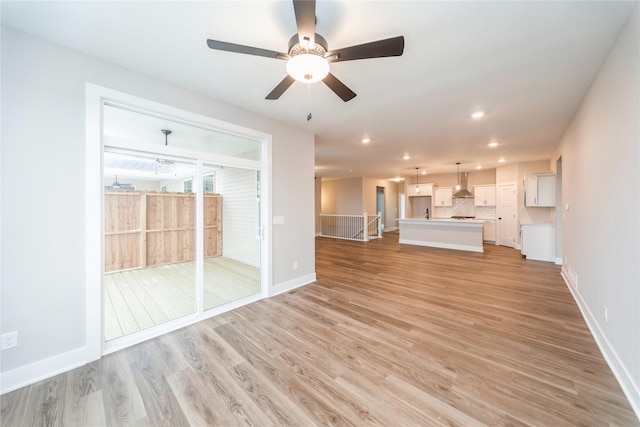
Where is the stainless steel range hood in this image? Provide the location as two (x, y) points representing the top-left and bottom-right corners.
(453, 171), (474, 198)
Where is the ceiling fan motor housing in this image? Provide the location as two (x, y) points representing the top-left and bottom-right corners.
(287, 33), (328, 57)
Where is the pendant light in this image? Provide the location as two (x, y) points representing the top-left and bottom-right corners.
(415, 167), (420, 194)
(455, 162), (461, 191)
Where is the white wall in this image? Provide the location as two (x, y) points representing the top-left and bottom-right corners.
(553, 4), (639, 415)
(217, 167), (259, 267)
(516, 160), (555, 239)
(1, 27), (315, 385)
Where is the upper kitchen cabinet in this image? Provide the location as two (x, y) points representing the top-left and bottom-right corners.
(408, 183), (433, 197)
(434, 187), (453, 207)
(473, 185), (496, 206)
(524, 173), (555, 207)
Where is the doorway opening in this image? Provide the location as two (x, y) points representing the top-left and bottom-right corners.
(555, 157), (563, 264)
(376, 186), (385, 231)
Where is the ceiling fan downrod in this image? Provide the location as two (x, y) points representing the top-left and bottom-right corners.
(161, 129), (172, 146)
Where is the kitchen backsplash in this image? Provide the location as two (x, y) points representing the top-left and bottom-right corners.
(434, 198), (496, 219)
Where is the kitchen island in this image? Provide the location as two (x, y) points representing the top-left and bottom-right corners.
(398, 218), (484, 252)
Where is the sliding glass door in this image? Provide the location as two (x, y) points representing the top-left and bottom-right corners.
(203, 165), (260, 310)
(103, 150), (198, 340)
(101, 102), (265, 346)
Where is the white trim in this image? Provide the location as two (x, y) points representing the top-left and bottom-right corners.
(555, 257), (563, 265)
(85, 84), (104, 363)
(398, 238), (484, 253)
(269, 273), (317, 297)
(1, 347), (86, 395)
(561, 267), (640, 421)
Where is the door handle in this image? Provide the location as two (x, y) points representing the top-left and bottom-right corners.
(498, 217), (502, 220)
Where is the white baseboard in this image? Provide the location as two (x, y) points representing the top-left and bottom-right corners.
(269, 272), (316, 297)
(561, 267), (640, 421)
(1, 347), (86, 395)
(555, 257), (563, 265)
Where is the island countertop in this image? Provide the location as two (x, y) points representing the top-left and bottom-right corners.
(399, 218), (484, 225)
(398, 218), (484, 252)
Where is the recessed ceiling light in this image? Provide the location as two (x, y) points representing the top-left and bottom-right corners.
(488, 141), (498, 148)
(476, 165), (482, 169)
(403, 155), (410, 160)
(471, 110), (485, 119)
(498, 158), (505, 163)
(361, 137), (371, 144)
(422, 171), (427, 175)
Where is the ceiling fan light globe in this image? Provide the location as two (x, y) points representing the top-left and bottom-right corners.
(286, 54), (330, 83)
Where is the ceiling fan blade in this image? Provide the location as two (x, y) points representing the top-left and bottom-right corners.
(206, 39), (288, 60)
(266, 75), (296, 100)
(326, 36), (405, 63)
(323, 73), (357, 102)
(293, 0), (316, 46)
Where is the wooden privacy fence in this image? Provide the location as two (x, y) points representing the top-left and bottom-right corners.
(104, 191), (222, 273)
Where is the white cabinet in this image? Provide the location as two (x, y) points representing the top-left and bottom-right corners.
(483, 220), (496, 242)
(434, 187), (453, 206)
(408, 183), (433, 197)
(521, 223), (555, 262)
(474, 185), (496, 206)
(524, 173), (555, 207)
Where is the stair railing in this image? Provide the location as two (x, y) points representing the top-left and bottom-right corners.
(319, 212), (382, 241)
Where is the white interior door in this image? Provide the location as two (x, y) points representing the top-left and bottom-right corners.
(497, 183), (517, 248)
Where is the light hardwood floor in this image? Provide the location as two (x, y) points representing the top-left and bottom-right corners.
(2, 233), (638, 426)
(105, 257), (260, 340)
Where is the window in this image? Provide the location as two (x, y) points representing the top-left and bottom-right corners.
(203, 174), (215, 194)
(184, 178), (193, 193)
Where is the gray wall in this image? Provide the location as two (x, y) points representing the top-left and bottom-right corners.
(320, 177), (364, 214)
(553, 4), (639, 413)
(1, 27), (315, 383)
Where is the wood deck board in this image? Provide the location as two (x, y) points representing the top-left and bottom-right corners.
(105, 257), (259, 340)
(2, 233), (637, 426)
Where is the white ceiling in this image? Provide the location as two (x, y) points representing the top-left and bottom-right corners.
(2, 1), (636, 179)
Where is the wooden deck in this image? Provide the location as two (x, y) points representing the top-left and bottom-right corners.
(2, 232), (638, 425)
(105, 257), (259, 340)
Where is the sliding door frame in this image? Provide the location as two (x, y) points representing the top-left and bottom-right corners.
(85, 83), (272, 360)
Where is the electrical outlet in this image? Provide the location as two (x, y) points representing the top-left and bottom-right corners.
(1, 331), (18, 350)
(604, 306), (608, 322)
(293, 261), (298, 270)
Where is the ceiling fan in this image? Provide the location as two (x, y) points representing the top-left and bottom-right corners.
(110, 175), (134, 190)
(206, 0), (404, 102)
